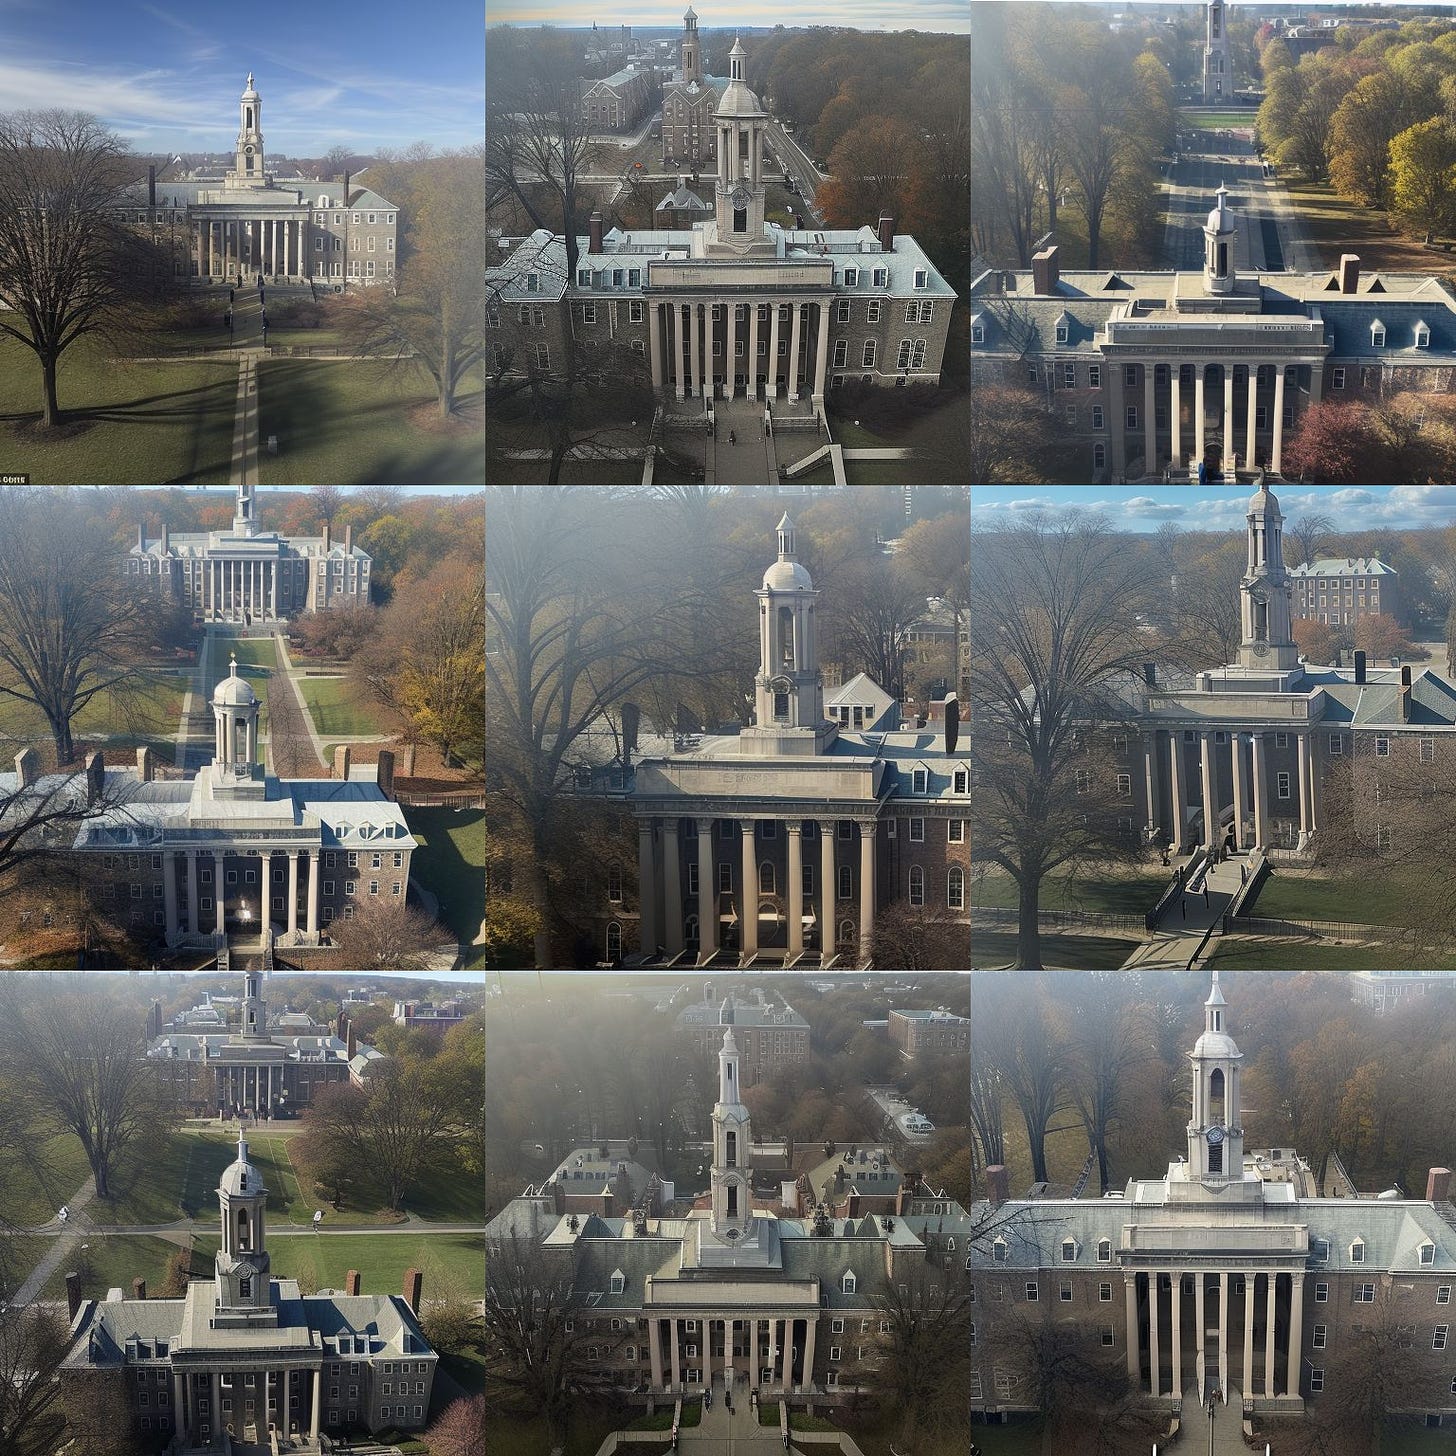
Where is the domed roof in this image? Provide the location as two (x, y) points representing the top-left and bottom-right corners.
(1247, 482), (1280, 515)
(1206, 183), (1233, 234)
(1192, 1028), (1242, 1060)
(763, 558), (814, 591)
(219, 1134), (265, 1198)
(213, 656), (258, 707)
(716, 81), (768, 119)
(242, 71), (259, 99)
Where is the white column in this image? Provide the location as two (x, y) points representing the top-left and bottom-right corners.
(1144, 364), (1156, 475)
(1149, 1273), (1161, 1398)
(1170, 367), (1182, 468)
(1264, 1274), (1277, 1396)
(1195, 367), (1206, 463)
(748, 302), (760, 400)
(857, 820), (875, 962)
(672, 305), (685, 400)
(1231, 734), (1246, 851)
(1142, 732), (1159, 835)
(639, 819), (657, 957)
(649, 302), (663, 389)
(726, 302), (737, 400)
(1243, 1274), (1256, 1400)
(664, 819), (684, 956)
(309, 1368), (321, 1439)
(670, 1319), (682, 1391)
(1218, 1269), (1229, 1400)
(214, 852), (226, 935)
(740, 820), (758, 960)
(1170, 1271), (1182, 1399)
(287, 850), (299, 937)
(802, 1315), (816, 1392)
(1272, 366), (1287, 474)
(724, 1317), (733, 1387)
(186, 851), (200, 936)
(820, 822), (835, 960)
(697, 817), (717, 958)
(1126, 1277), (1140, 1381)
(768, 305), (781, 399)
(779, 1319), (791, 1387)
(1285, 1272), (1303, 1398)
(1252, 731), (1270, 849)
(814, 301), (830, 398)
(650, 1318), (664, 1390)
(162, 851), (179, 943)
(1247, 367), (1259, 470)
(788, 302), (803, 399)
(1223, 365), (1235, 471)
(786, 820), (804, 960)
(1169, 733), (1186, 851)
(1297, 732), (1312, 843)
(1200, 730), (1218, 849)
(690, 302), (702, 399)
(1195, 1271), (1206, 1396)
(174, 1370), (187, 1440)
(306, 850), (320, 937)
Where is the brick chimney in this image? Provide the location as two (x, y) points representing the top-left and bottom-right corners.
(589, 211), (604, 253)
(376, 749), (396, 800)
(136, 746), (155, 783)
(1339, 253), (1360, 294)
(345, 1269), (361, 1296)
(346, 1021), (357, 1059)
(161, 522), (169, 553)
(344, 523), (353, 556)
(137, 521), (145, 552)
(65, 1272), (83, 1321)
(403, 1267), (423, 1315)
(1032, 244), (1060, 296)
(986, 1164), (1010, 1207)
(1354, 650), (1367, 684)
(1400, 664), (1413, 723)
(334, 744), (352, 780)
(147, 164), (156, 207)
(85, 749), (104, 805)
(1429, 1168), (1452, 1202)
(846, 1191), (861, 1218)
(552, 1178), (566, 1214)
(400, 743), (417, 776)
(132, 1277), (146, 1300)
(14, 747), (38, 789)
(943, 695), (959, 755)
(877, 213), (894, 253)
(322, 522), (332, 555)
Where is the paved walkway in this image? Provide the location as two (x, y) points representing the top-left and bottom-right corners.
(10, 1174), (98, 1306)
(706, 401), (775, 485)
(676, 1379), (794, 1455)
(229, 349), (265, 487)
(175, 631), (212, 768)
(1121, 850), (1253, 969)
(1179, 1383), (1248, 1456)
(273, 629), (329, 774)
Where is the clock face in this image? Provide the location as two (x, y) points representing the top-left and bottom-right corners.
(1253, 640), (1269, 657)
(245, 145), (254, 155)
(731, 185), (751, 208)
(1206, 1126), (1225, 1145)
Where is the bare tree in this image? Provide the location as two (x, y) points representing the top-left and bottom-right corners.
(0, 111), (156, 429)
(324, 896), (452, 970)
(1, 1305), (75, 1456)
(309, 486), (345, 529)
(1288, 512), (1336, 569)
(0, 988), (172, 1200)
(0, 487), (159, 765)
(975, 975), (1064, 1185)
(827, 559), (926, 704)
(969, 513), (1161, 969)
(425, 1395), (487, 1456)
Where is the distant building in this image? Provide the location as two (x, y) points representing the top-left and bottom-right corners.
(676, 988), (809, 1085)
(582, 63), (656, 132)
(1349, 968), (1456, 1012)
(661, 8), (725, 165)
(125, 484), (370, 623)
(62, 1132), (436, 1447)
(1289, 557), (1402, 628)
(887, 1008), (969, 1058)
(392, 998), (466, 1031)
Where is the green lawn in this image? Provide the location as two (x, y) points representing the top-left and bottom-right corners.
(1210, 938), (1456, 971)
(0, 1133), (94, 1228)
(406, 806), (485, 944)
(1180, 109), (1257, 129)
(968, 1417), (1046, 1456)
(258, 359), (484, 484)
(485, 1408), (633, 1456)
(213, 637), (278, 672)
(0, 335), (235, 484)
(1250, 871), (1443, 928)
(0, 669), (187, 752)
(493, 456), (646, 484)
(41, 1234), (191, 1302)
(971, 933), (1139, 969)
(1282, 180), (1440, 274)
(973, 870), (1166, 916)
(295, 675), (389, 737)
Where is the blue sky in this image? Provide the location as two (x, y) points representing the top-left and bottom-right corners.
(487, 1), (970, 33)
(971, 485), (1456, 534)
(0, 0), (482, 154)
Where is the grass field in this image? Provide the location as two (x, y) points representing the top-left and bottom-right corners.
(0, 1133), (94, 1228)
(0, 336), (235, 484)
(1210, 937), (1454, 971)
(971, 933), (1140, 969)
(493, 455), (647, 485)
(0, 669), (186, 754)
(1283, 181), (1444, 274)
(486, 1409), (631, 1456)
(969, 1418), (1046, 1456)
(973, 870), (1166, 915)
(40, 1234), (191, 1301)
(295, 675), (388, 737)
(1180, 109), (1258, 129)
(405, 807), (485, 945)
(1250, 870), (1440, 927)
(214, 637), (279, 672)
(258, 359), (484, 484)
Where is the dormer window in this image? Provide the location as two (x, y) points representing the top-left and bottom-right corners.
(841, 1271), (856, 1293)
(1097, 1238), (1112, 1263)
(912, 767), (928, 793)
(845, 266), (858, 286)
(873, 267), (888, 287)
(1371, 320), (1385, 349)
(913, 269), (927, 289)
(1416, 320), (1431, 349)
(1422, 1242), (1437, 1266)
(610, 1269), (625, 1293)
(1061, 1238), (1078, 1262)
(1054, 315), (1069, 345)
(1350, 1238), (1366, 1264)
(578, 268), (591, 287)
(971, 315), (985, 345)
(992, 1237), (1009, 1262)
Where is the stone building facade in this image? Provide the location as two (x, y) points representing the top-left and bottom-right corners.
(970, 200), (1456, 482)
(117, 75), (398, 288)
(676, 986), (810, 1084)
(62, 1134), (436, 1449)
(486, 1005), (971, 1402)
(972, 974), (1456, 1425)
(582, 63), (657, 132)
(662, 9), (724, 165)
(887, 1008), (969, 1058)
(125, 485), (370, 622)
(1289, 557), (1402, 627)
(566, 515), (968, 967)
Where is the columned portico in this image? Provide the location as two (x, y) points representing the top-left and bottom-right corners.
(785, 820), (803, 960)
(739, 819), (757, 959)
(857, 820), (875, 960)
(696, 817), (716, 958)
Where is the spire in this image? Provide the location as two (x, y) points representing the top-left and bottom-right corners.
(777, 512), (796, 560)
(234, 482), (257, 536)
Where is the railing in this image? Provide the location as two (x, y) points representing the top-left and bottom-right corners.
(394, 787), (485, 809)
(1227, 914), (1403, 942)
(978, 906), (1148, 934)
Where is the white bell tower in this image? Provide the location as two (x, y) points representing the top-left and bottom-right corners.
(1202, 1), (1230, 103)
(1203, 185), (1236, 296)
(710, 1017), (753, 1239)
(708, 38), (771, 256)
(214, 1133), (276, 1323)
(234, 73), (266, 188)
(1239, 485), (1300, 671)
(742, 515), (836, 756)
(1187, 971), (1244, 1184)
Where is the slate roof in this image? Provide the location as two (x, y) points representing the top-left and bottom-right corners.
(1289, 556), (1397, 578)
(1318, 669), (1456, 728)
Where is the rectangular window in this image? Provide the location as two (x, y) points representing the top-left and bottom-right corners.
(1091, 405), (1104, 430)
(582, 304), (596, 324)
(867, 300), (880, 322)
(1315, 1282), (1329, 1303)
(1313, 1324), (1326, 1348)
(1376, 737), (1391, 758)
(1099, 1283), (1112, 1302)
(1310, 1368), (1324, 1392)
(833, 339), (847, 368)
(1356, 1285), (1376, 1303)
(630, 300), (643, 323)
(1277, 771), (1291, 800)
(836, 300), (850, 322)
(1059, 1282), (1072, 1302)
(1439, 1287), (1452, 1305)
(910, 818), (925, 842)
(1437, 1325), (1450, 1350)
(1025, 1282), (1038, 1302)
(1063, 362), (1076, 387)
(862, 340), (876, 368)
(1126, 405), (1138, 430)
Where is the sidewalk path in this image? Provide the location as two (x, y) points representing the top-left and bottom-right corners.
(10, 1175), (98, 1307)
(1121, 850), (1251, 969)
(175, 631), (211, 768)
(229, 350), (264, 487)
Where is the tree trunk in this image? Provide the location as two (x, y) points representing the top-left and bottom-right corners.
(41, 353), (60, 429)
(50, 713), (76, 767)
(1016, 879), (1043, 970)
(1025, 1112), (1049, 1185)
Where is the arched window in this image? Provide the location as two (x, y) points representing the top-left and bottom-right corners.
(837, 919), (856, 947)
(725, 1130), (737, 1167)
(759, 861), (776, 895)
(909, 865), (925, 907)
(686, 914), (700, 948)
(1209, 1067), (1225, 1124)
(237, 1208), (250, 1250)
(606, 921), (622, 960)
(948, 866), (965, 911)
(727, 1184), (738, 1216)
